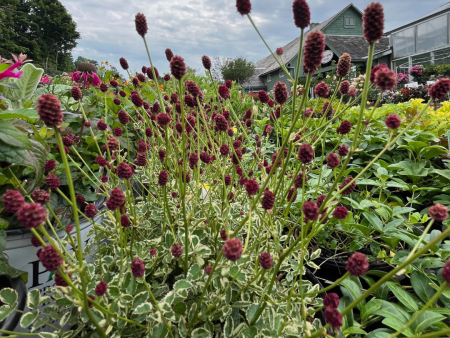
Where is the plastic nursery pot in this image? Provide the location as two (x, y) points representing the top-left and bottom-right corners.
(0, 275), (26, 335)
(4, 196), (105, 291)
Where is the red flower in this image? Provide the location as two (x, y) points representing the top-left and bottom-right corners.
(363, 2), (384, 43)
(95, 281), (108, 296)
(429, 204), (449, 221)
(338, 144), (349, 157)
(170, 55), (187, 80)
(157, 113), (171, 127)
(38, 245), (63, 271)
(333, 206), (348, 219)
(293, 173), (307, 188)
(298, 144), (314, 163)
(303, 201), (319, 221)
(323, 293), (340, 308)
(336, 53), (352, 78)
(215, 114), (229, 132)
(374, 68), (397, 91)
(225, 80), (232, 89)
(442, 261), (450, 285)
(220, 230), (227, 240)
(287, 188), (298, 202)
(314, 82), (329, 98)
(327, 153), (340, 168)
(276, 47), (283, 56)
(71, 86), (82, 101)
(37, 94), (64, 127)
(131, 258), (145, 277)
(273, 82), (288, 104)
(303, 31), (325, 74)
(245, 179), (259, 196)
(84, 203), (98, 218)
(317, 194), (326, 208)
(428, 78), (450, 100)
(165, 49), (174, 62)
(236, 0), (252, 15)
(106, 188), (125, 211)
(258, 90), (270, 104)
(3, 190), (24, 213)
(31, 189), (50, 205)
(44, 159), (56, 172)
(46, 174), (60, 191)
(339, 80), (351, 95)
(119, 57), (129, 70)
(158, 171), (169, 186)
(205, 266), (213, 275)
(202, 55), (211, 70)
(340, 177), (356, 195)
(292, 0), (310, 29)
(117, 162), (133, 179)
(171, 243), (183, 258)
(97, 119), (107, 131)
(135, 13), (148, 37)
(121, 215), (130, 227)
(385, 114), (401, 129)
(259, 252), (273, 269)
(261, 189), (275, 210)
(346, 252), (369, 276)
(218, 85), (230, 99)
(324, 306), (343, 328)
(222, 238), (243, 261)
(134, 152), (147, 167)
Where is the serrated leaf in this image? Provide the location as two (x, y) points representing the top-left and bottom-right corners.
(0, 288), (17, 305)
(134, 302), (153, 314)
(174, 280), (192, 290)
(27, 289), (40, 309)
(20, 310), (39, 328)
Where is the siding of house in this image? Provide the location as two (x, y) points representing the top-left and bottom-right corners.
(265, 58), (297, 93)
(323, 7), (363, 36)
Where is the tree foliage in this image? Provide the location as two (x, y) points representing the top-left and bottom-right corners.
(220, 56), (255, 84)
(0, 0), (80, 75)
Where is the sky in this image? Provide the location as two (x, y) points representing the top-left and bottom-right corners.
(61, 0), (449, 75)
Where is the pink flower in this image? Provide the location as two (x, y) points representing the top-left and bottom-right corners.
(40, 76), (51, 84)
(70, 71), (101, 87)
(0, 62), (23, 81)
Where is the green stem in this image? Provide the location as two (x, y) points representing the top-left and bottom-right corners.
(305, 272), (349, 296)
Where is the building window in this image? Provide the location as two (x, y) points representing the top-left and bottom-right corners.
(392, 27), (415, 58)
(267, 74), (271, 82)
(417, 15), (448, 53)
(345, 17), (354, 26)
(279, 69), (284, 78)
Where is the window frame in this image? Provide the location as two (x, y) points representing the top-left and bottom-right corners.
(344, 17), (355, 28)
(279, 69), (284, 78)
(267, 74), (271, 82)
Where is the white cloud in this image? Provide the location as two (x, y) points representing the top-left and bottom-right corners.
(61, 0), (448, 74)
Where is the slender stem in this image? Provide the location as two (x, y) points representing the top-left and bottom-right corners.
(305, 272), (349, 296)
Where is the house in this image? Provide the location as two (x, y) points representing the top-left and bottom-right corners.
(242, 3), (389, 93)
(384, 2), (450, 74)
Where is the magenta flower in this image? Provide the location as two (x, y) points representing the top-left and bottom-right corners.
(70, 71), (101, 87)
(0, 62), (23, 81)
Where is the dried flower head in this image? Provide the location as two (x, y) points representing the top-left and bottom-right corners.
(236, 0), (252, 15)
(37, 94), (64, 127)
(3, 190), (24, 213)
(303, 31), (325, 74)
(429, 204), (449, 221)
(222, 238), (243, 261)
(336, 53), (352, 77)
(135, 13), (148, 37)
(346, 252), (369, 276)
(363, 2), (384, 43)
(170, 55), (187, 80)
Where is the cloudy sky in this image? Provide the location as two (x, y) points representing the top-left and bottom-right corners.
(61, 0), (448, 75)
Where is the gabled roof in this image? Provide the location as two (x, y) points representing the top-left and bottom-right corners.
(243, 3), (363, 88)
(325, 36), (390, 60)
(385, 2), (450, 35)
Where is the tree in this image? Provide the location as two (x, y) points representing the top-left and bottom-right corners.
(220, 56), (255, 84)
(0, 0), (80, 74)
(74, 56), (99, 68)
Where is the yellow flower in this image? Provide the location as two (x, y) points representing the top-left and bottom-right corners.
(233, 127), (237, 133)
